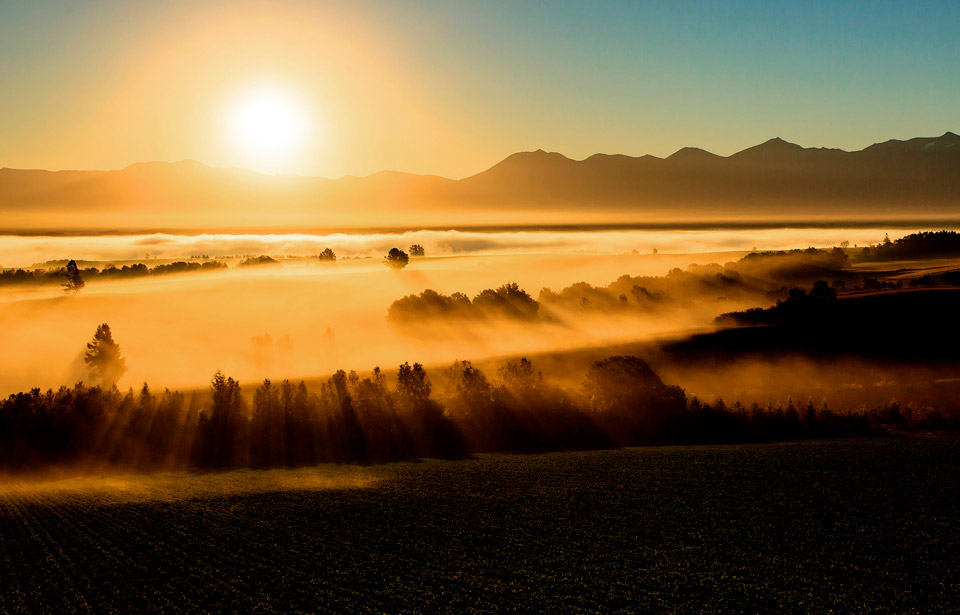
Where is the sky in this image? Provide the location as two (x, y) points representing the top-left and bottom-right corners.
(0, 0), (958, 178)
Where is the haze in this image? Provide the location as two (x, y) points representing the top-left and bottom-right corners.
(0, 225), (934, 396)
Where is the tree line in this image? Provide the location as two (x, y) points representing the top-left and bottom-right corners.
(388, 283), (540, 324)
(4, 243), (428, 290)
(855, 230), (960, 261)
(3, 349), (954, 473)
(388, 248), (857, 329)
(0, 260), (228, 289)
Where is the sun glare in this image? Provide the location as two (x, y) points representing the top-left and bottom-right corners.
(226, 87), (311, 172)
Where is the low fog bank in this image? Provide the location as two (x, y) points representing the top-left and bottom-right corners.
(3, 238), (955, 398)
(0, 246), (853, 395)
(4, 230), (960, 454)
(0, 250), (761, 395)
(0, 226), (924, 269)
(387, 247), (856, 348)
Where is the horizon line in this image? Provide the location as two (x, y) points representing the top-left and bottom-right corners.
(1, 130), (957, 180)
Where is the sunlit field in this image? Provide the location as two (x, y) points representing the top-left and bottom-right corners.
(1, 439), (956, 614)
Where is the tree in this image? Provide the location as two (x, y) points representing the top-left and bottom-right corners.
(472, 282), (539, 319)
(384, 248), (409, 270)
(63, 259), (85, 294)
(498, 358), (542, 393)
(396, 362), (431, 404)
(408, 244), (425, 257)
(84, 323), (127, 386)
(318, 248), (336, 262)
(582, 356), (686, 444)
(238, 255), (279, 267)
(395, 362), (466, 459)
(194, 371), (247, 468)
(449, 360), (491, 405)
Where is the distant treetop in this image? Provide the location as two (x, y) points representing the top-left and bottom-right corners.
(84, 323), (127, 386)
(238, 255), (280, 267)
(62, 259), (84, 294)
(385, 248), (410, 270)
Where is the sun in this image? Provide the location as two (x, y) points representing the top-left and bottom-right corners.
(225, 87), (311, 172)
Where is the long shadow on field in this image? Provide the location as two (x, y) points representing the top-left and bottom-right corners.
(0, 439), (956, 614)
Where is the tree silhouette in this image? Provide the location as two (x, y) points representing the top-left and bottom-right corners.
(582, 355), (686, 444)
(1, 352), (955, 472)
(384, 248), (410, 270)
(395, 362), (466, 459)
(473, 282), (539, 319)
(397, 362), (431, 404)
(498, 358), (542, 393)
(408, 244), (425, 257)
(238, 255), (279, 267)
(63, 259), (85, 294)
(83, 323), (127, 386)
(194, 371), (248, 468)
(318, 248), (337, 262)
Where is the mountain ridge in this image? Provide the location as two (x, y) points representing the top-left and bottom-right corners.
(1, 132), (958, 229)
(5, 130), (958, 179)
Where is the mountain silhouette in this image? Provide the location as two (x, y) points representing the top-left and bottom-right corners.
(1, 132), (958, 229)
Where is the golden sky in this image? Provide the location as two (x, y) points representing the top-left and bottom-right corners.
(0, 1), (957, 178)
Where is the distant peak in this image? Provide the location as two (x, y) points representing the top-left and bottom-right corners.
(758, 137), (801, 148)
(729, 137), (804, 161)
(495, 149), (573, 165)
(666, 147), (720, 162)
(463, 149), (576, 181)
(925, 131), (960, 150)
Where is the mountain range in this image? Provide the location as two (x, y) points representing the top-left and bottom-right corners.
(1, 132), (958, 230)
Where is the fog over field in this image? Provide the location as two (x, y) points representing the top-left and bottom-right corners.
(0, 226), (923, 268)
(0, 226), (936, 395)
(0, 248), (702, 395)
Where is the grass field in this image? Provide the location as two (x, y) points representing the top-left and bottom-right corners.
(1, 438), (957, 614)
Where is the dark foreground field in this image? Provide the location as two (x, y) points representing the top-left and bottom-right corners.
(1, 439), (957, 614)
